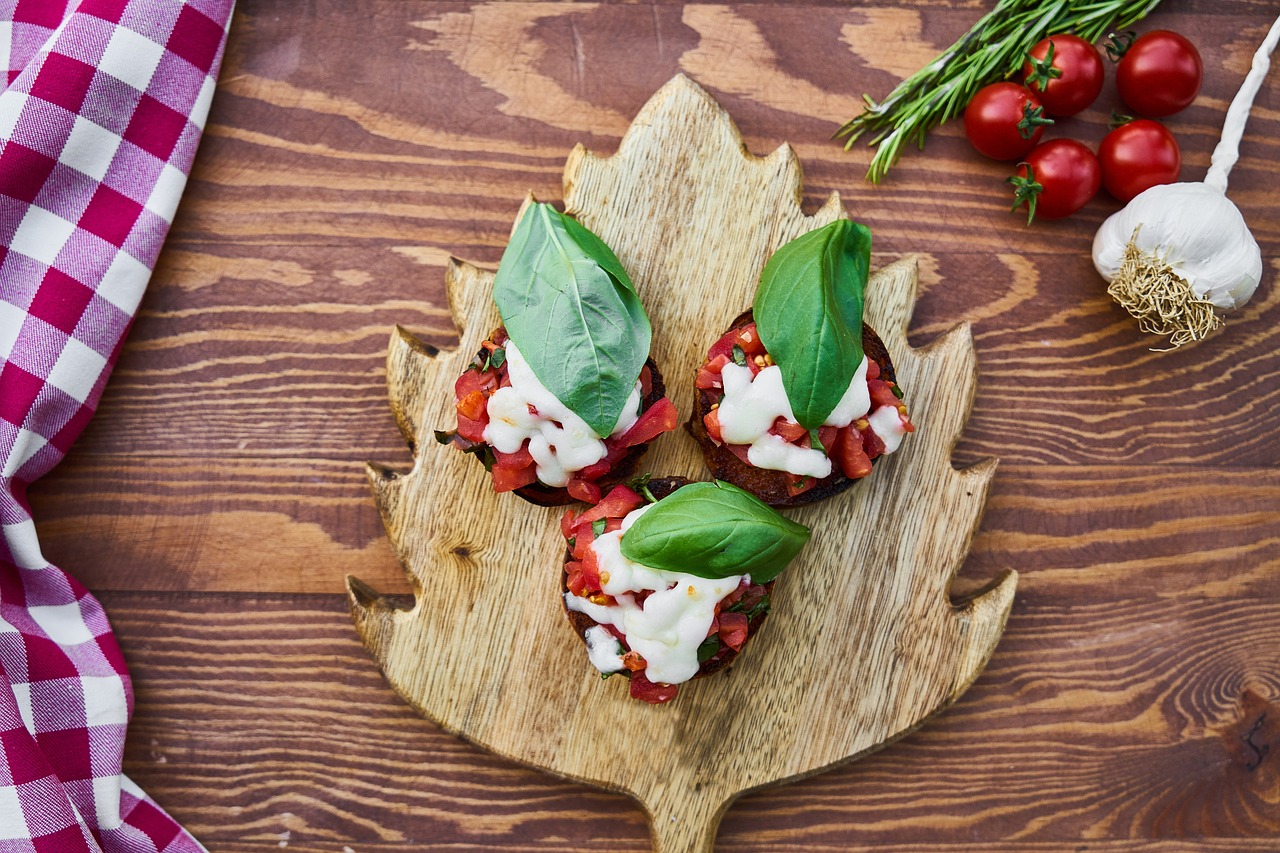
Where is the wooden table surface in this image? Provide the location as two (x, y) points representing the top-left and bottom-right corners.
(28, 1), (1279, 850)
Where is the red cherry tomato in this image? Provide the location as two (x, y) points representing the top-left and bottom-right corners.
(1116, 30), (1202, 117)
(1022, 34), (1105, 117)
(1008, 139), (1100, 223)
(964, 83), (1053, 161)
(1097, 119), (1181, 203)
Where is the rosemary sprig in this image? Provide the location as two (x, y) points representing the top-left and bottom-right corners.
(835, 0), (1163, 183)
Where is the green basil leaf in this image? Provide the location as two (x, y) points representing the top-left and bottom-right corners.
(489, 347), (506, 369)
(755, 219), (871, 429)
(619, 481), (810, 583)
(492, 203), (651, 437)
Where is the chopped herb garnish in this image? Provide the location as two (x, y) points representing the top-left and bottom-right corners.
(891, 383), (905, 399)
(433, 429), (455, 445)
(591, 518), (606, 537)
(627, 472), (658, 503)
(728, 592), (772, 620)
(567, 536), (576, 549)
(809, 428), (824, 451)
(462, 442), (496, 472)
(696, 636), (721, 663)
(489, 347), (506, 369)
(731, 344), (747, 367)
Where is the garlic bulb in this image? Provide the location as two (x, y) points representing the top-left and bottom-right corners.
(1092, 14), (1280, 347)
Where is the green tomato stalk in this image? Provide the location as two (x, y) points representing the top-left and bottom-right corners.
(835, 0), (1162, 183)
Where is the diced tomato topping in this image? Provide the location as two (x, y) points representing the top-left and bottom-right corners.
(868, 379), (900, 412)
(706, 322), (766, 362)
(575, 459), (611, 481)
(455, 368), (498, 398)
(605, 439), (632, 464)
(818, 426), (838, 451)
(735, 325), (766, 357)
(866, 358), (881, 381)
(735, 583), (769, 615)
(492, 445), (533, 470)
(621, 651), (646, 672)
(770, 417), (808, 443)
(786, 476), (815, 497)
(725, 441), (752, 465)
(617, 397), (678, 448)
(492, 462), (538, 493)
(702, 408), (723, 443)
(629, 670), (679, 704)
(566, 477), (602, 504)
(836, 425), (873, 479)
(574, 485), (645, 531)
(578, 546), (602, 592)
(560, 508), (577, 539)
(456, 389), (487, 422)
(718, 611), (749, 652)
(707, 329), (737, 361)
(639, 364), (653, 397)
(455, 414), (486, 444)
(571, 526), (594, 561)
(565, 562), (589, 596)
(695, 366), (723, 391)
(695, 354), (731, 390)
(719, 579), (749, 610)
(862, 424), (886, 459)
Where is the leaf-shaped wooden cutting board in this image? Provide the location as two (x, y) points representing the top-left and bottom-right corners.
(347, 75), (1017, 853)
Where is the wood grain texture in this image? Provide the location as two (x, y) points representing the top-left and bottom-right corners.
(108, 576), (1278, 850)
(19, 0), (1280, 850)
(350, 76), (1016, 852)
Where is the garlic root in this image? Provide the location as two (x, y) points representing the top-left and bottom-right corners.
(1106, 235), (1223, 350)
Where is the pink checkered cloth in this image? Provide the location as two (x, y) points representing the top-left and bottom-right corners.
(0, 0), (233, 849)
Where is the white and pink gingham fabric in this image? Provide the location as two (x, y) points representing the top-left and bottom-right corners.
(0, 0), (232, 849)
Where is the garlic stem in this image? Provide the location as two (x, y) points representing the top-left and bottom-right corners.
(1204, 14), (1280, 193)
